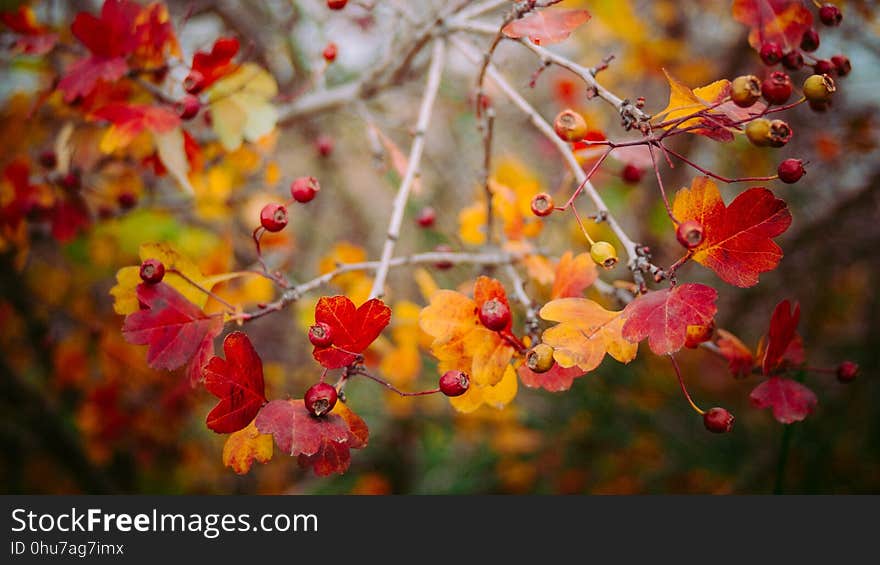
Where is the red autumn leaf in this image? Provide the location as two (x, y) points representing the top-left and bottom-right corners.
(732, 0), (814, 52)
(0, 6), (57, 55)
(1, 159), (34, 229)
(255, 399), (368, 476)
(750, 376), (817, 424)
(517, 362), (585, 392)
(621, 283), (718, 355)
(312, 296), (391, 369)
(203, 332), (267, 434)
(92, 102), (180, 150)
(191, 36), (240, 89)
(132, 3), (180, 68)
(672, 177), (792, 287)
(122, 282), (223, 374)
(49, 196), (91, 243)
(502, 8), (591, 46)
(716, 329), (754, 379)
(58, 0), (143, 102)
(761, 300), (800, 375)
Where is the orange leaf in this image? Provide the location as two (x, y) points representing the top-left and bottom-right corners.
(551, 251), (597, 299)
(716, 329), (754, 379)
(502, 9), (591, 46)
(222, 420), (273, 475)
(673, 177), (792, 287)
(540, 298), (636, 372)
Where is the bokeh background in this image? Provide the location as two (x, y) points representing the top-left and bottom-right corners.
(1, 0), (879, 494)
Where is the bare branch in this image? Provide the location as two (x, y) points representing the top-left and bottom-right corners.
(369, 39), (447, 300)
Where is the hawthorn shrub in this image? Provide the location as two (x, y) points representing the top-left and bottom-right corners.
(0, 0), (877, 494)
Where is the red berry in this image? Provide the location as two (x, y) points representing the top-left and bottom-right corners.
(759, 41), (783, 66)
(781, 51), (804, 71)
(139, 259), (165, 284)
(59, 171), (81, 192)
(836, 361), (859, 383)
(800, 28), (820, 52)
(761, 71), (793, 105)
(777, 159), (806, 184)
(183, 70), (206, 95)
(703, 407), (735, 433)
(327, 0), (348, 9)
(479, 298), (511, 331)
(38, 150), (57, 169)
(831, 55), (851, 77)
(439, 370), (469, 397)
(322, 42), (338, 63)
(768, 119), (793, 148)
(304, 382), (338, 417)
(212, 37), (240, 59)
(813, 59), (836, 76)
(308, 322), (333, 348)
(530, 193), (554, 217)
(316, 135), (333, 157)
(117, 191), (137, 210)
(676, 220), (704, 249)
(260, 203), (288, 232)
(433, 244), (454, 270)
(416, 206), (436, 227)
(819, 4), (842, 27)
(290, 176), (320, 203)
(176, 95), (201, 121)
(621, 163), (643, 184)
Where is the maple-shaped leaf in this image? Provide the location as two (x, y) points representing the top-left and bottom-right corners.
(517, 361), (585, 393)
(312, 296), (391, 369)
(59, 0), (143, 102)
(203, 332), (267, 434)
(122, 282), (223, 375)
(716, 329), (754, 379)
(621, 283), (718, 355)
(750, 376), (817, 424)
(502, 8), (591, 46)
(207, 63), (278, 151)
(672, 177), (792, 287)
(420, 277), (516, 388)
(654, 71), (764, 142)
(0, 5), (57, 55)
(551, 251), (598, 299)
(222, 419), (273, 474)
(419, 277), (519, 412)
(732, 0), (813, 52)
(255, 399), (368, 476)
(92, 103), (180, 153)
(191, 36), (240, 90)
(540, 298), (637, 372)
(111, 243), (216, 315)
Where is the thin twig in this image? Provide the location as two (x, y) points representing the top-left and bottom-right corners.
(453, 36), (640, 269)
(369, 39), (447, 299)
(236, 249), (523, 322)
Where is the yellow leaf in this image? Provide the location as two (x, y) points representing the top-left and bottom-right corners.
(654, 69), (730, 127)
(154, 128), (193, 194)
(222, 420), (273, 475)
(110, 242), (212, 314)
(208, 63), (278, 151)
(540, 297), (636, 372)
